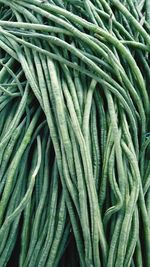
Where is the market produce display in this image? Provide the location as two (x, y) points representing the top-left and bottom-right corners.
(0, 0), (149, 266)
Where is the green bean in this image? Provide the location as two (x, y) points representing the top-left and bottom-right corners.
(27, 219), (49, 267)
(53, 223), (70, 267)
(83, 79), (97, 145)
(0, 216), (20, 267)
(90, 102), (101, 190)
(68, 124), (92, 265)
(106, 212), (124, 267)
(0, 119), (26, 182)
(106, 91), (126, 196)
(0, 21), (72, 35)
(0, 84), (29, 149)
(115, 141), (140, 267)
(134, 239), (143, 267)
(45, 195), (66, 267)
(32, 162), (59, 267)
(99, 125), (114, 210)
(23, 138), (50, 264)
(0, 108), (41, 225)
(94, 91), (107, 160)
(0, 135), (41, 236)
(124, 209), (139, 267)
(103, 147), (123, 226)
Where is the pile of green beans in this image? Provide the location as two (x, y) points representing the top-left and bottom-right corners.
(0, 0), (149, 266)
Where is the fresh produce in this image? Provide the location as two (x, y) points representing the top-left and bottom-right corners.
(0, 0), (149, 266)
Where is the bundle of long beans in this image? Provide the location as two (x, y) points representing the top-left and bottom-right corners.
(0, 0), (149, 266)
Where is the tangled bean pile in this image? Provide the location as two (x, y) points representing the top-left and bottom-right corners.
(0, 0), (150, 266)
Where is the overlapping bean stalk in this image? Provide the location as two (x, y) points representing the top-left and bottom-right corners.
(0, 0), (149, 266)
